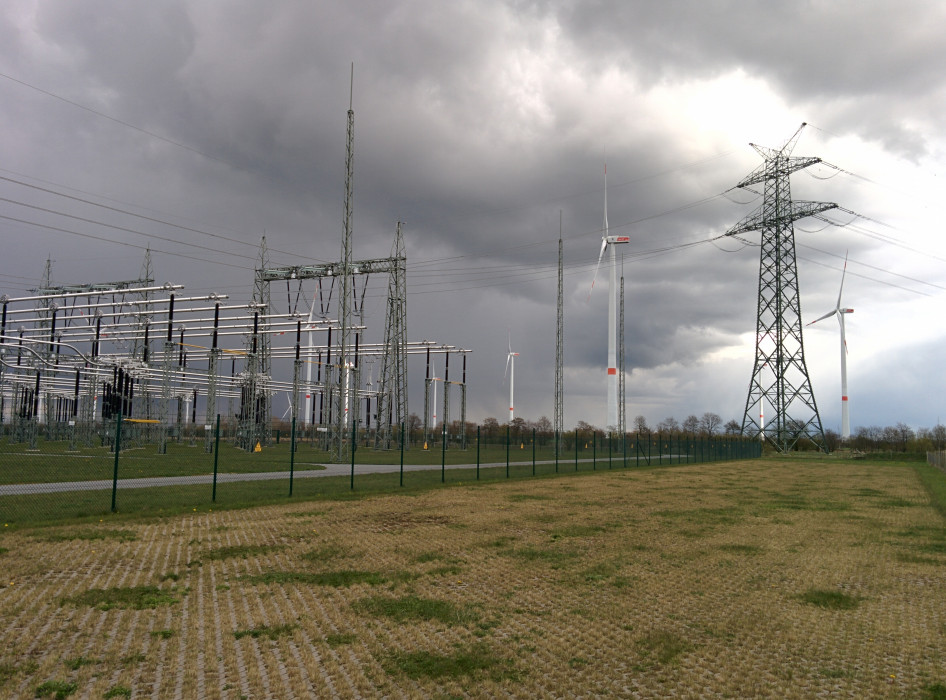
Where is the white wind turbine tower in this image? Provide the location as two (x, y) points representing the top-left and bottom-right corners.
(589, 164), (629, 429)
(808, 252), (854, 440)
(505, 334), (519, 423)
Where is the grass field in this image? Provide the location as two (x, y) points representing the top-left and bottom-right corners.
(2, 455), (944, 698)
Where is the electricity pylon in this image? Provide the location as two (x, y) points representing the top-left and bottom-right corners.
(726, 123), (837, 453)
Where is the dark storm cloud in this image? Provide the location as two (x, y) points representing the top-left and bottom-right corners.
(0, 0), (942, 429)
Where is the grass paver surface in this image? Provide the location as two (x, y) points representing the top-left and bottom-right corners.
(1, 456), (944, 698)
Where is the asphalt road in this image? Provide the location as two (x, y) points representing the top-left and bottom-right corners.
(0, 457), (637, 496)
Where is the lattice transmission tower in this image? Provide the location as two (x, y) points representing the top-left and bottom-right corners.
(725, 123), (838, 453)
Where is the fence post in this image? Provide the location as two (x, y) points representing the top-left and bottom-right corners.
(476, 425), (481, 481)
(289, 416), (296, 497)
(532, 428), (536, 476)
(350, 418), (357, 490)
(441, 422), (446, 483)
(592, 432), (596, 470)
(575, 429), (579, 472)
(506, 425), (510, 478)
(555, 430), (559, 473)
(608, 432), (612, 469)
(400, 422), (405, 487)
(110, 408), (123, 513)
(212, 414), (220, 502)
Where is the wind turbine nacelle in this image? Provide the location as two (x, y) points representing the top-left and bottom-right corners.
(841, 308), (854, 314)
(606, 236), (630, 244)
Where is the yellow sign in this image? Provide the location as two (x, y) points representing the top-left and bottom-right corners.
(254, 442), (262, 452)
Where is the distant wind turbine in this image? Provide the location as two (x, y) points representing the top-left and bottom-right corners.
(589, 163), (629, 429)
(808, 252), (854, 440)
(505, 334), (519, 423)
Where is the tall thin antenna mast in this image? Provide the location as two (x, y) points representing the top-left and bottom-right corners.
(555, 211), (564, 453)
(334, 63), (355, 458)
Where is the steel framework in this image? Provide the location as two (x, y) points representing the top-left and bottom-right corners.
(726, 123), (837, 452)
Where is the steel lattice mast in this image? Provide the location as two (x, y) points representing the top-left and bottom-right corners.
(554, 215), (564, 454)
(334, 65), (356, 459)
(726, 123), (837, 452)
(375, 221), (408, 449)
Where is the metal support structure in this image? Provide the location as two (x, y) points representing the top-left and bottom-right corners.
(375, 221), (408, 449)
(332, 65), (357, 462)
(726, 123), (837, 452)
(251, 237), (272, 446)
(555, 222), (564, 455)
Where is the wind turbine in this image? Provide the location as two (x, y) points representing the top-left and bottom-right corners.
(589, 163), (629, 429)
(505, 334), (519, 423)
(808, 252), (854, 440)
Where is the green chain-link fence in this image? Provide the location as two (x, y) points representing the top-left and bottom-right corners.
(1, 416), (761, 524)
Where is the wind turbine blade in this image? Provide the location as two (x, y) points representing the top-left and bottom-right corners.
(837, 250), (848, 309)
(588, 237), (608, 299)
(505, 353), (511, 379)
(807, 308), (836, 326)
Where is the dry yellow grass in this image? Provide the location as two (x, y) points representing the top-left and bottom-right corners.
(2, 457), (945, 698)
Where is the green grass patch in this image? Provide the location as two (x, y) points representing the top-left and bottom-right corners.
(427, 564), (464, 577)
(233, 623), (297, 640)
(922, 683), (946, 700)
(718, 544), (763, 556)
(914, 464), (946, 519)
(636, 629), (693, 665)
(549, 523), (608, 539)
(581, 561), (620, 583)
(197, 543), (286, 562)
(352, 595), (479, 626)
(63, 655), (96, 670)
(103, 686), (132, 699)
(501, 546), (578, 568)
(382, 642), (514, 681)
(0, 547), (8, 555)
(301, 543), (347, 562)
(413, 551), (458, 564)
(150, 629), (174, 639)
(798, 588), (861, 610)
(241, 569), (388, 587)
(34, 679), (78, 699)
(507, 493), (552, 502)
(61, 585), (182, 610)
(120, 653), (146, 666)
(35, 528), (136, 543)
(325, 633), (357, 646)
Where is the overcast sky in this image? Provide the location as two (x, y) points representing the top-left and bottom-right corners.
(1, 1), (944, 432)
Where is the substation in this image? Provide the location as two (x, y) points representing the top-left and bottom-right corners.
(0, 87), (471, 463)
(0, 238), (469, 462)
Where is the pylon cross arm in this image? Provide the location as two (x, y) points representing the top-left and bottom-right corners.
(725, 200), (838, 237)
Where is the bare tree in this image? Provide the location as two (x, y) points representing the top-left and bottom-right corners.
(682, 415), (700, 434)
(657, 416), (680, 433)
(724, 419), (741, 435)
(634, 415), (650, 434)
(932, 424), (946, 450)
(700, 412), (723, 435)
